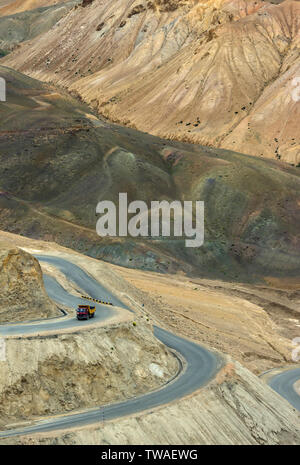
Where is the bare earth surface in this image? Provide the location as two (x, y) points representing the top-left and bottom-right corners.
(0, 244), (60, 322)
(2, 0), (299, 164)
(0, 232), (179, 428)
(0, 321), (179, 427)
(0, 230), (299, 375)
(0, 0), (299, 446)
(114, 265), (300, 374)
(0, 1), (80, 53)
(1, 64), (299, 283)
(0, 231), (299, 444)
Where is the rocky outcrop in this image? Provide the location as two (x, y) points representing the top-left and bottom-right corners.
(0, 246), (59, 322)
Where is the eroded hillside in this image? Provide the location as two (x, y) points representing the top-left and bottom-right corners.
(0, 321), (179, 426)
(0, 1), (80, 54)
(0, 232), (299, 444)
(5, 360), (300, 445)
(0, 65), (300, 282)
(0, 245), (60, 322)
(2, 0), (299, 163)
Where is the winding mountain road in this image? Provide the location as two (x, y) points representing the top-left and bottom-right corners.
(0, 255), (222, 438)
(267, 368), (300, 411)
(0, 255), (299, 439)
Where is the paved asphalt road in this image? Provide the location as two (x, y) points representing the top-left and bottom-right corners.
(0, 255), (222, 438)
(268, 368), (300, 411)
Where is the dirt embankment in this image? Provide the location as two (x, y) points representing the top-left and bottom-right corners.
(0, 321), (179, 426)
(0, 245), (60, 322)
(0, 231), (299, 444)
(0, 0), (68, 16)
(3, 359), (300, 445)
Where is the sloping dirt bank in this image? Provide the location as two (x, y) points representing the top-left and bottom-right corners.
(0, 321), (179, 427)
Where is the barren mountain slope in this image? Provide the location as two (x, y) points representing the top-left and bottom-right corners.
(0, 65), (300, 282)
(0, 0), (68, 16)
(0, 232), (299, 444)
(2, 0), (299, 163)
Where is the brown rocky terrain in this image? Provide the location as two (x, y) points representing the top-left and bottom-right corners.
(0, 230), (299, 375)
(2, 359), (299, 445)
(115, 264), (300, 374)
(0, 65), (300, 283)
(2, 0), (299, 163)
(0, 0), (68, 16)
(0, 1), (299, 447)
(0, 231), (299, 445)
(0, 235), (179, 429)
(0, 245), (60, 322)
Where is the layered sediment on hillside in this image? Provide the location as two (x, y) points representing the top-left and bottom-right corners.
(0, 246), (60, 322)
(0, 65), (300, 282)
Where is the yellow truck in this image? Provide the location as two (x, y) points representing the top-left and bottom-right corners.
(76, 305), (96, 320)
